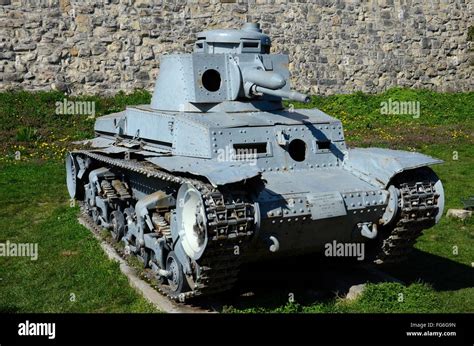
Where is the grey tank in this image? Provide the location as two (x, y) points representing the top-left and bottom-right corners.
(66, 23), (445, 300)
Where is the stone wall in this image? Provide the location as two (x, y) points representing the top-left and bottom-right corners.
(0, 0), (472, 95)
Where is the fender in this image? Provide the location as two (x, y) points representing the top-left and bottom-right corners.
(146, 156), (261, 187)
(344, 147), (443, 188)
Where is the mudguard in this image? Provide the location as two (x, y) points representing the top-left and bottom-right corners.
(146, 156), (261, 187)
(344, 148), (443, 187)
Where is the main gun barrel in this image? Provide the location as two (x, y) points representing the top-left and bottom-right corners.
(253, 85), (310, 103)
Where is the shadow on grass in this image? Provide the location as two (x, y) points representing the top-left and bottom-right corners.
(223, 255), (387, 310)
(194, 249), (474, 311)
(383, 248), (474, 292)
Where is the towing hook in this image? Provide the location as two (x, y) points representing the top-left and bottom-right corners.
(360, 223), (378, 239)
(269, 236), (280, 252)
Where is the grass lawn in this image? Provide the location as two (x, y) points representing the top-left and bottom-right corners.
(0, 162), (156, 312)
(0, 88), (472, 313)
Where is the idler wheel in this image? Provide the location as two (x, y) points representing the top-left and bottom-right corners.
(65, 153), (83, 199)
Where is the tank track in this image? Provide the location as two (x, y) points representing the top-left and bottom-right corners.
(74, 150), (256, 301)
(373, 179), (439, 265)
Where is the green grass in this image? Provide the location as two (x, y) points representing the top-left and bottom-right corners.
(224, 282), (441, 313)
(0, 162), (156, 312)
(0, 88), (473, 313)
(289, 88), (473, 128)
(288, 88), (474, 148)
(0, 89), (151, 162)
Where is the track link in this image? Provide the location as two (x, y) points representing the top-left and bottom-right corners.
(373, 179), (439, 264)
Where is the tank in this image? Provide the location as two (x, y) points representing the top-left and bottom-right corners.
(66, 23), (445, 300)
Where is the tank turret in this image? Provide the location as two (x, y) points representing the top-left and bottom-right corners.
(150, 23), (309, 112)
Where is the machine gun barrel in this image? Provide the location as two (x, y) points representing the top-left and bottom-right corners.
(253, 85), (310, 103)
